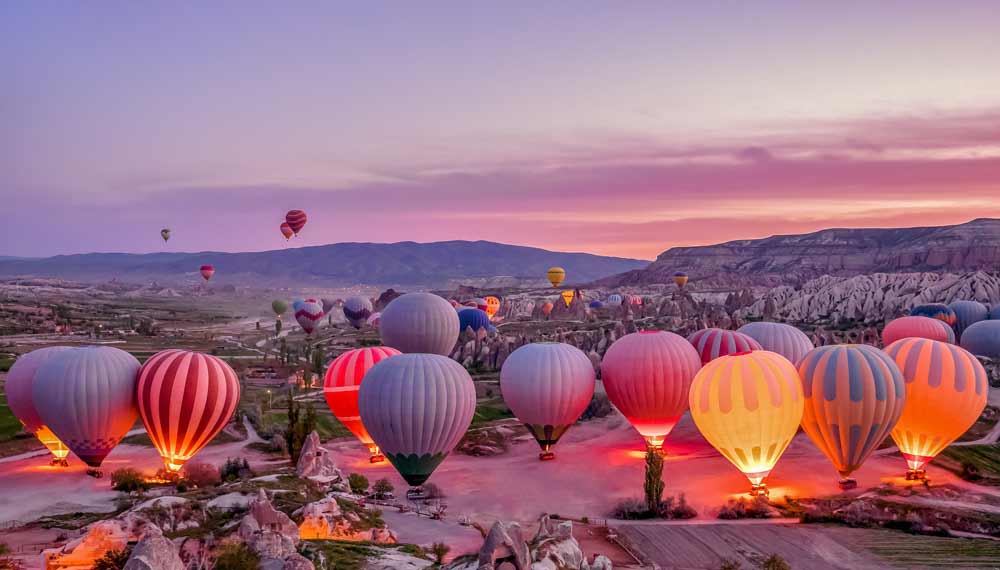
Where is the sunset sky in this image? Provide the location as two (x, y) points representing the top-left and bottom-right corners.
(4, 1), (1000, 259)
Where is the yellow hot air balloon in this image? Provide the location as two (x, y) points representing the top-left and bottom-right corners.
(689, 350), (804, 496)
(560, 290), (575, 307)
(885, 338), (988, 480)
(547, 267), (566, 288)
(484, 296), (501, 319)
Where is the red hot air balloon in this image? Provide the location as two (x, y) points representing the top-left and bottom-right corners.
(279, 222), (294, 240)
(687, 328), (762, 365)
(323, 347), (402, 462)
(137, 350), (241, 472)
(200, 265), (215, 281)
(882, 316), (954, 346)
(285, 210), (308, 235)
(296, 300), (324, 334)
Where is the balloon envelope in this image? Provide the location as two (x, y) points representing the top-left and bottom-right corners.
(285, 209), (307, 234)
(910, 303), (957, 326)
(687, 328), (762, 365)
(160, 228), (171, 242)
(295, 300), (324, 334)
(324, 347), (402, 457)
(561, 290), (575, 307)
(5, 347), (73, 461)
(199, 265), (215, 281)
(673, 272), (688, 288)
(343, 296), (373, 329)
(948, 300), (988, 340)
(607, 294), (623, 306)
(484, 296), (501, 319)
(959, 320), (1000, 358)
(279, 222), (294, 240)
(379, 293), (460, 356)
(737, 322), (814, 365)
(457, 308), (491, 335)
(541, 301), (554, 316)
(547, 267), (566, 288)
(321, 298), (336, 314)
(882, 316), (954, 346)
(588, 300), (604, 309)
(271, 300), (289, 316)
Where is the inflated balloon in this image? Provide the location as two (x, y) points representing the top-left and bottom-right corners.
(625, 294), (643, 306)
(380, 293), (460, 356)
(320, 298), (336, 315)
(798, 345), (906, 486)
(295, 300), (324, 334)
(601, 331), (702, 450)
(991, 304), (1000, 320)
(541, 301), (554, 316)
(484, 296), (501, 319)
(137, 350), (241, 472)
(33, 346), (141, 471)
(607, 294), (623, 306)
(886, 338), (987, 479)
(910, 303), (957, 327)
(272, 300), (289, 317)
(160, 228), (171, 242)
(5, 347), (73, 464)
(547, 267), (566, 288)
(500, 343), (595, 460)
(689, 350), (804, 495)
(882, 316), (954, 346)
(673, 271), (688, 288)
(949, 300), (988, 340)
(367, 312), (381, 328)
(343, 296), (373, 329)
(358, 354), (476, 487)
(960, 320), (1000, 358)
(687, 328), (762, 365)
(471, 298), (488, 312)
(292, 299), (305, 312)
(199, 265), (215, 281)
(561, 290), (575, 307)
(588, 300), (604, 309)
(285, 209), (307, 235)
(457, 308), (491, 336)
(324, 346), (401, 462)
(738, 322), (814, 365)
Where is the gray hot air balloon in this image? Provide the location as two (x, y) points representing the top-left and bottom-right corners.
(33, 346), (141, 474)
(379, 293), (459, 356)
(737, 321), (814, 365)
(948, 300), (988, 341)
(358, 353), (475, 491)
(960, 320), (1000, 358)
(343, 296), (373, 329)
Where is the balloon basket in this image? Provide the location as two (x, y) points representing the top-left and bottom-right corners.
(749, 484), (769, 498)
(539, 451), (555, 461)
(406, 487), (428, 501)
(838, 478), (857, 491)
(369, 454), (386, 464)
(86, 468), (104, 479)
(50, 458), (69, 467)
(905, 469), (927, 482)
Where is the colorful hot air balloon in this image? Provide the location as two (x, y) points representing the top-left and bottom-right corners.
(737, 322), (814, 365)
(137, 350), (241, 472)
(625, 294), (643, 306)
(271, 300), (289, 317)
(885, 338), (987, 479)
(33, 346), (141, 473)
(279, 222), (294, 240)
(379, 293), (460, 356)
(358, 354), (475, 490)
(607, 294), (623, 306)
(469, 298), (488, 312)
(5, 347), (73, 465)
(547, 267), (566, 288)
(910, 303), (957, 327)
(541, 301), (554, 316)
(689, 350), (804, 495)
(600, 331), (702, 450)
(588, 300), (604, 310)
(292, 299), (305, 312)
(295, 300), (324, 334)
(457, 308), (491, 336)
(798, 345), (906, 488)
(285, 209), (308, 235)
(484, 296), (501, 319)
(199, 265), (215, 281)
(960, 320), (1000, 358)
(160, 228), (171, 242)
(948, 300), (988, 340)
(343, 296), (373, 329)
(882, 316), (954, 346)
(324, 347), (401, 462)
(687, 328), (763, 365)
(673, 271), (688, 288)
(560, 290), (575, 307)
(500, 343), (595, 460)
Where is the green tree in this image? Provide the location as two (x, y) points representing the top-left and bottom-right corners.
(430, 542), (450, 565)
(310, 344), (326, 379)
(644, 448), (664, 515)
(110, 468), (150, 495)
(372, 478), (394, 498)
(93, 547), (131, 570)
(348, 473), (370, 494)
(284, 391), (317, 464)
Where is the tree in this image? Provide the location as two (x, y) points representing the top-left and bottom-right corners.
(213, 543), (260, 570)
(349, 473), (370, 494)
(93, 547), (131, 570)
(760, 554), (790, 570)
(643, 448), (664, 514)
(182, 461), (221, 488)
(284, 391), (317, 465)
(430, 542), (450, 564)
(310, 344), (326, 379)
(111, 468), (150, 495)
(372, 478), (394, 498)
(275, 319), (282, 338)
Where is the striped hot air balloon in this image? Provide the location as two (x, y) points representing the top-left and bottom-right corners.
(500, 343), (595, 460)
(323, 347), (401, 462)
(295, 300), (324, 334)
(5, 347), (73, 464)
(199, 265), (215, 281)
(797, 345), (906, 487)
(279, 222), (294, 240)
(137, 350), (241, 472)
(358, 354), (476, 490)
(948, 300), (988, 341)
(882, 316), (954, 346)
(607, 294), (623, 306)
(885, 338), (987, 479)
(737, 322), (814, 365)
(484, 296), (501, 319)
(33, 346), (141, 473)
(600, 331), (703, 450)
(379, 293), (459, 356)
(910, 303), (957, 327)
(689, 350), (804, 496)
(547, 267), (566, 288)
(625, 294), (643, 306)
(285, 209), (308, 235)
(343, 296), (373, 329)
(687, 328), (763, 365)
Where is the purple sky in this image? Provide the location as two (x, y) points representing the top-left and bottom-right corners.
(4, 1), (1000, 259)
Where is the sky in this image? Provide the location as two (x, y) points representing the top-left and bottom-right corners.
(3, 1), (1000, 259)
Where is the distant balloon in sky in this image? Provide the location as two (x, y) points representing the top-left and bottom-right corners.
(279, 222), (294, 240)
(295, 300), (324, 334)
(160, 228), (171, 242)
(607, 294), (623, 306)
(271, 299), (289, 317)
(885, 338), (987, 479)
(673, 271), (688, 288)
(33, 346), (141, 472)
(737, 322), (813, 365)
(882, 315), (954, 346)
(547, 267), (566, 288)
(199, 265), (215, 281)
(500, 343), (595, 460)
(379, 292), (460, 356)
(600, 330), (702, 450)
(541, 301), (554, 316)
(561, 290), (575, 307)
(959, 320), (1000, 358)
(948, 300), (988, 340)
(484, 296), (501, 319)
(689, 350), (804, 496)
(285, 209), (308, 235)
(137, 350), (241, 472)
(358, 354), (475, 487)
(5, 347), (73, 464)
(910, 303), (957, 327)
(324, 346), (401, 462)
(343, 296), (373, 329)
(687, 328), (762, 365)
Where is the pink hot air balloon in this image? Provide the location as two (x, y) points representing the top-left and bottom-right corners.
(285, 209), (308, 235)
(5, 347), (73, 464)
(882, 316), (954, 346)
(137, 350), (241, 472)
(737, 322), (814, 365)
(600, 330), (703, 450)
(323, 346), (401, 462)
(279, 222), (294, 240)
(500, 343), (595, 460)
(199, 265), (215, 281)
(33, 346), (141, 475)
(295, 299), (324, 334)
(687, 328), (763, 365)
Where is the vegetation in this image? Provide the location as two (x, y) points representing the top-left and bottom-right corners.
(372, 478), (394, 499)
(110, 468), (150, 494)
(284, 388), (317, 464)
(213, 542), (260, 570)
(580, 393), (613, 420)
(644, 448), (665, 513)
(940, 444), (1000, 485)
(717, 496), (773, 520)
(182, 461), (221, 487)
(300, 540), (378, 570)
(220, 457), (253, 481)
(348, 473), (370, 494)
(760, 554), (790, 570)
(430, 542), (451, 564)
(0, 543), (24, 570)
(93, 547), (132, 570)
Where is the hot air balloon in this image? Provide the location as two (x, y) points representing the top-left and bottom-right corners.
(948, 300), (988, 340)
(457, 308), (491, 336)
(484, 296), (501, 319)
(292, 299), (305, 312)
(625, 294), (643, 306)
(990, 304), (1000, 320)
(882, 316), (954, 346)
(885, 338), (987, 479)
(601, 331), (702, 450)
(160, 228), (171, 242)
(379, 293), (460, 356)
(295, 300), (324, 334)
(687, 328), (763, 365)
(798, 345), (906, 488)
(137, 350), (241, 472)
(33, 346), (141, 475)
(285, 209), (308, 235)
(673, 271), (688, 288)
(541, 301), (554, 316)
(689, 350), (804, 495)
(561, 290), (575, 307)
(324, 346), (402, 462)
(199, 265), (215, 281)
(960, 320), (1000, 358)
(737, 322), (814, 365)
(468, 298), (488, 312)
(500, 343), (595, 460)
(448, 299), (461, 308)
(5, 347), (73, 465)
(342, 296), (373, 329)
(588, 300), (604, 310)
(607, 294), (623, 306)
(271, 300), (289, 317)
(279, 222), (294, 240)
(320, 298), (337, 315)
(547, 267), (566, 288)
(358, 354), (475, 494)
(367, 312), (382, 328)
(910, 303), (957, 327)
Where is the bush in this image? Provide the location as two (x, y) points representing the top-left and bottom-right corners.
(430, 542), (450, 564)
(580, 393), (613, 420)
(612, 498), (653, 520)
(719, 560), (742, 570)
(717, 496), (771, 520)
(182, 461), (221, 488)
(213, 543), (260, 570)
(93, 547), (132, 570)
(760, 554), (790, 570)
(372, 478), (394, 498)
(110, 468), (149, 494)
(348, 473), (369, 495)
(422, 482), (444, 499)
(659, 494), (697, 520)
(221, 458), (252, 481)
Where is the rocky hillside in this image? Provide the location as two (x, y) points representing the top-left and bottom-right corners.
(602, 218), (1000, 287)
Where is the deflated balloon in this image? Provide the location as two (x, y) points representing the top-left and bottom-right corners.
(948, 300), (988, 340)
(379, 293), (459, 356)
(561, 290), (575, 307)
(271, 300), (289, 317)
(960, 320), (1000, 358)
(200, 265), (215, 281)
(324, 347), (402, 460)
(5, 347), (73, 462)
(295, 300), (324, 334)
(285, 209), (307, 235)
(547, 267), (566, 288)
(687, 328), (762, 365)
(910, 303), (957, 327)
(738, 322), (814, 365)
(882, 316), (954, 346)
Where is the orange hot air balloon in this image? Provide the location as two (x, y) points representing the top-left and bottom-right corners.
(561, 290), (575, 307)
(541, 301), (554, 316)
(673, 271), (688, 288)
(279, 222), (294, 240)
(137, 350), (241, 472)
(199, 265), (215, 281)
(885, 338), (988, 479)
(547, 267), (566, 288)
(324, 346), (402, 462)
(484, 296), (501, 319)
(798, 345), (906, 488)
(689, 350), (804, 496)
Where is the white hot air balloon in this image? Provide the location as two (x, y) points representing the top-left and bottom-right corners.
(379, 293), (459, 356)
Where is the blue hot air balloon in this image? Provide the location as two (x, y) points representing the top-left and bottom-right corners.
(588, 300), (604, 309)
(457, 308), (491, 335)
(292, 299), (305, 312)
(948, 300), (988, 340)
(960, 320), (1000, 358)
(910, 303), (957, 327)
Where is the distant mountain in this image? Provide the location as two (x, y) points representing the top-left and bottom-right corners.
(600, 218), (1000, 288)
(0, 240), (648, 288)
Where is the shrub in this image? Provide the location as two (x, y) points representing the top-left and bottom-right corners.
(719, 560), (742, 570)
(760, 554), (790, 570)
(213, 543), (260, 570)
(659, 494), (697, 520)
(221, 458), (252, 481)
(580, 393), (613, 420)
(717, 497), (771, 520)
(93, 547), (132, 570)
(183, 461), (221, 488)
(348, 473), (369, 494)
(110, 468), (149, 494)
(612, 498), (653, 520)
(422, 482), (444, 499)
(430, 542), (450, 564)
(372, 478), (394, 498)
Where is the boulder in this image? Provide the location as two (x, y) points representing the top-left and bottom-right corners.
(296, 431), (344, 484)
(450, 516), (612, 570)
(238, 489), (302, 565)
(123, 526), (185, 570)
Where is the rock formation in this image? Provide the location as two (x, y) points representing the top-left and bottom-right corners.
(43, 520), (129, 570)
(238, 489), (314, 570)
(123, 525), (185, 570)
(298, 497), (397, 543)
(295, 430), (344, 485)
